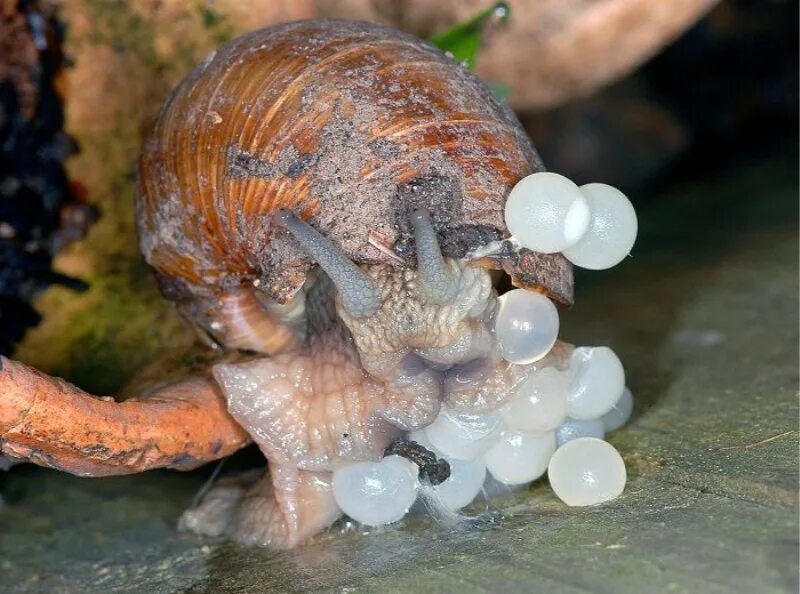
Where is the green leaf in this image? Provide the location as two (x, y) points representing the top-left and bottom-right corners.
(489, 83), (510, 101)
(430, 1), (510, 70)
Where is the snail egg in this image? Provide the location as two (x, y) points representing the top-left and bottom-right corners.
(567, 346), (625, 420)
(500, 367), (568, 432)
(504, 172), (591, 253)
(484, 429), (555, 485)
(563, 183), (638, 270)
(548, 437), (626, 506)
(425, 407), (503, 461)
(332, 456), (418, 527)
(601, 387), (634, 432)
(494, 289), (559, 365)
(479, 475), (531, 500)
(411, 430), (487, 510)
(555, 417), (605, 447)
(433, 456), (487, 510)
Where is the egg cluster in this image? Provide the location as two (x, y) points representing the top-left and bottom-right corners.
(504, 172), (638, 270)
(332, 172), (638, 528)
(332, 346), (633, 526)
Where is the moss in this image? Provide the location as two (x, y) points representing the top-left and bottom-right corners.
(14, 1), (239, 391)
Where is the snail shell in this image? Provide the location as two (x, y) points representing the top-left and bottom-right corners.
(136, 19), (572, 350)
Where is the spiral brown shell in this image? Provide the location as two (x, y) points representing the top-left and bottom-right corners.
(136, 19), (572, 337)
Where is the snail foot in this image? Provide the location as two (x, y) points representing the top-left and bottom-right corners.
(179, 465), (340, 549)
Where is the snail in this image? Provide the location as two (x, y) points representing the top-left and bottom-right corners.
(135, 18), (573, 351)
(0, 19), (637, 549)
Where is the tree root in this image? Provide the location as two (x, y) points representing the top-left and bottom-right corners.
(0, 357), (249, 476)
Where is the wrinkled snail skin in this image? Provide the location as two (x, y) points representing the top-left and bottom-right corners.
(179, 464), (340, 550)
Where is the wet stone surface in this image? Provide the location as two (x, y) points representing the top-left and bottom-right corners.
(0, 156), (797, 593)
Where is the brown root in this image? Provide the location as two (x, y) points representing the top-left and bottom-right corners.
(0, 357), (249, 476)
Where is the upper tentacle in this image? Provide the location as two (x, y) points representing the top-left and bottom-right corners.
(276, 209), (380, 318)
(410, 209), (459, 305)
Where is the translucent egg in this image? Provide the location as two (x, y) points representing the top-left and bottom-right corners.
(601, 387), (634, 432)
(424, 407), (503, 460)
(562, 183), (638, 270)
(332, 456), (418, 526)
(504, 172), (591, 253)
(548, 437), (626, 506)
(555, 417), (605, 447)
(484, 429), (555, 485)
(411, 430), (487, 510)
(478, 475), (530, 500)
(407, 429), (429, 445)
(566, 346), (625, 420)
(428, 456), (487, 510)
(494, 289), (559, 365)
(500, 367), (568, 432)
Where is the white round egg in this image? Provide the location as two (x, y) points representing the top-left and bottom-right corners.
(424, 407), (503, 461)
(494, 289), (559, 365)
(555, 417), (605, 447)
(566, 346), (625, 420)
(562, 183), (638, 270)
(548, 437), (626, 506)
(332, 456), (418, 526)
(500, 367), (568, 432)
(423, 456), (487, 511)
(601, 387), (634, 432)
(504, 172), (591, 254)
(484, 429), (555, 485)
(409, 430), (487, 510)
(478, 475), (531, 500)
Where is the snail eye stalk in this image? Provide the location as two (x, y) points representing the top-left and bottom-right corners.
(276, 209), (380, 318)
(410, 209), (459, 305)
